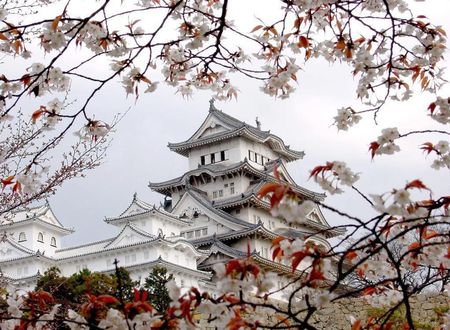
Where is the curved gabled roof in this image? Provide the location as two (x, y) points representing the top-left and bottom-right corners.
(0, 202), (73, 235)
(168, 107), (304, 162)
(104, 194), (191, 226)
(192, 223), (280, 247)
(149, 159), (325, 201)
(176, 187), (254, 230)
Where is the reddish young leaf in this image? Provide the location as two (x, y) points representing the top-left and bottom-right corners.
(345, 46), (352, 58)
(298, 36), (309, 48)
(272, 246), (283, 261)
(97, 295), (119, 304)
(420, 142), (435, 154)
(51, 15), (62, 32)
(351, 319), (362, 330)
(1, 176), (14, 187)
(404, 179), (428, 191)
(31, 106), (47, 123)
(250, 25), (263, 33)
(13, 181), (21, 194)
(336, 37), (345, 50)
(291, 251), (307, 271)
(369, 141), (380, 159)
(226, 259), (243, 275)
(344, 250), (358, 261)
(362, 286), (376, 296)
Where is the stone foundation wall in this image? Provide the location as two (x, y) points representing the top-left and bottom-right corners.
(307, 294), (449, 329)
(198, 293), (449, 329)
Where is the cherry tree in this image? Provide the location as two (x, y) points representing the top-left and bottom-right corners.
(0, 0), (449, 329)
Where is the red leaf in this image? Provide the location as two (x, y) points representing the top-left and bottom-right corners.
(369, 141), (379, 159)
(51, 15), (62, 32)
(428, 102), (436, 114)
(272, 246), (283, 261)
(362, 286), (376, 296)
(291, 251), (307, 271)
(344, 251), (358, 261)
(97, 295), (119, 304)
(226, 259), (243, 275)
(257, 182), (280, 199)
(351, 319), (361, 330)
(420, 142), (435, 155)
(250, 25), (263, 33)
(405, 179), (428, 191)
(298, 36), (309, 48)
(31, 106), (47, 123)
(1, 176), (14, 187)
(13, 181), (21, 194)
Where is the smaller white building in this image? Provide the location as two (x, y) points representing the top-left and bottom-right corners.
(0, 197), (211, 291)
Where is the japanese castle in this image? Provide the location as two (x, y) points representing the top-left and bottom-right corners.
(0, 101), (343, 294)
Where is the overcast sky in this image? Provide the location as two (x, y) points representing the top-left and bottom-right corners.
(26, 0), (450, 246)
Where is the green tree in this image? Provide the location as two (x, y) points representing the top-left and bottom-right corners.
(67, 269), (116, 303)
(111, 267), (138, 302)
(35, 267), (75, 304)
(143, 267), (174, 313)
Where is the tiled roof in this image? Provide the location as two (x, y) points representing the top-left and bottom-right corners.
(0, 202), (72, 234)
(168, 108), (304, 162)
(192, 223), (279, 247)
(150, 160), (325, 201)
(182, 187), (254, 229)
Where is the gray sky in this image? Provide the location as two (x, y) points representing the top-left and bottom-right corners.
(31, 0), (450, 246)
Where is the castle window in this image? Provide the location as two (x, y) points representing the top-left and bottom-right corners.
(210, 153), (215, 164)
(202, 228), (208, 235)
(213, 191), (217, 198)
(248, 150), (254, 161)
(50, 237), (57, 247)
(220, 150), (225, 161)
(18, 232), (26, 242)
(230, 187), (235, 194)
(200, 155), (205, 165)
(195, 229), (201, 237)
(218, 189), (223, 197)
(37, 232), (44, 243)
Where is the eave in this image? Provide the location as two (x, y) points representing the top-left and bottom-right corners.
(168, 126), (304, 162)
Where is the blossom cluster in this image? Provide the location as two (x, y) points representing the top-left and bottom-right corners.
(310, 161), (360, 194)
(333, 107), (362, 131)
(421, 140), (450, 170)
(369, 127), (401, 158)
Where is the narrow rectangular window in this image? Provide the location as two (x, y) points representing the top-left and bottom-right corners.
(210, 153), (215, 163)
(195, 230), (201, 237)
(219, 189), (223, 197)
(220, 150), (225, 161)
(202, 228), (208, 235)
(255, 153), (259, 163)
(230, 187), (235, 194)
(224, 183), (228, 188)
(213, 191), (217, 198)
(200, 155), (205, 165)
(187, 231), (193, 239)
